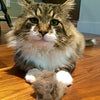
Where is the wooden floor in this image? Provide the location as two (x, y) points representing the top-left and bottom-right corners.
(0, 37), (100, 100)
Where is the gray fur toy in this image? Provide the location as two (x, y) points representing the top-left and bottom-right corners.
(32, 70), (67, 100)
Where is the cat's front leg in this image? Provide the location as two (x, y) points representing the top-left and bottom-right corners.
(55, 62), (75, 86)
(25, 68), (41, 83)
(56, 71), (73, 86)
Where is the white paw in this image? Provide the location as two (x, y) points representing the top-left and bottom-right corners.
(25, 74), (36, 83)
(56, 71), (73, 86)
(25, 69), (40, 83)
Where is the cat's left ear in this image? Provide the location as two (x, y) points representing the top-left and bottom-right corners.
(60, 0), (75, 12)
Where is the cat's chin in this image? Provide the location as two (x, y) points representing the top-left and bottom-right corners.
(37, 38), (49, 42)
(29, 38), (55, 49)
(32, 38), (51, 44)
(31, 37), (55, 45)
(27, 32), (56, 49)
(33, 36), (56, 43)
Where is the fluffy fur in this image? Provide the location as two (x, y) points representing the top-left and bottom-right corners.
(6, 0), (85, 99)
(32, 70), (67, 100)
(6, 0), (85, 70)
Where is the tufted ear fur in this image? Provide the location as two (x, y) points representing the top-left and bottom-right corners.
(60, 0), (75, 13)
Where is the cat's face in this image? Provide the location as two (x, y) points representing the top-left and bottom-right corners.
(21, 3), (61, 47)
(11, 0), (74, 49)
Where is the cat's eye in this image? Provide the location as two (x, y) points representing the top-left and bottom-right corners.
(29, 17), (39, 24)
(50, 19), (59, 26)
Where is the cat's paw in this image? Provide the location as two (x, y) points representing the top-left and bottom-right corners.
(25, 74), (36, 83)
(56, 71), (73, 86)
(25, 69), (40, 83)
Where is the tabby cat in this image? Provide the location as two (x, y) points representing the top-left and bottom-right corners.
(6, 0), (85, 86)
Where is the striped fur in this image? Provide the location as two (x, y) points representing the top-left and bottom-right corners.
(6, 0), (85, 75)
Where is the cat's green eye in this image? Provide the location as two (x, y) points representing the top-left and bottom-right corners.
(29, 17), (39, 24)
(50, 19), (59, 26)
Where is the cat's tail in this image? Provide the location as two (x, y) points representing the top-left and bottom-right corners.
(85, 39), (97, 47)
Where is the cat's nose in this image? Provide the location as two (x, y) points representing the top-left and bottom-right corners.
(39, 30), (48, 37)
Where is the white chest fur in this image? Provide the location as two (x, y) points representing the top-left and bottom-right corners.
(16, 39), (74, 71)
(16, 41), (74, 71)
(22, 48), (67, 71)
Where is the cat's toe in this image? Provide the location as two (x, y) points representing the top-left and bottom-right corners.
(56, 71), (73, 86)
(25, 74), (36, 83)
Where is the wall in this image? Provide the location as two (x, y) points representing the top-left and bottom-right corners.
(0, 0), (42, 22)
(0, 0), (42, 33)
(0, 0), (22, 22)
(77, 0), (100, 35)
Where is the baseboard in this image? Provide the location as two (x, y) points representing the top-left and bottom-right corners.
(77, 21), (100, 35)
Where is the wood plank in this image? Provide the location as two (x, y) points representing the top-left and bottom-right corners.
(0, 37), (100, 100)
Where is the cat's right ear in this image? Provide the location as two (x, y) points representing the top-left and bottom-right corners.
(60, 0), (75, 13)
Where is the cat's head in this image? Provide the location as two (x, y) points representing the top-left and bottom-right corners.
(7, 0), (75, 49)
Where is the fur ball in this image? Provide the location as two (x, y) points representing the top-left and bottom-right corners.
(32, 70), (67, 100)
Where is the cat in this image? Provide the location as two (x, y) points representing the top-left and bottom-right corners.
(6, 0), (85, 86)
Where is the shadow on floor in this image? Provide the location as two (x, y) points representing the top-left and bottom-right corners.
(5, 66), (26, 79)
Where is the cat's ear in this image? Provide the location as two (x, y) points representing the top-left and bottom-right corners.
(60, 0), (75, 12)
(21, 0), (34, 6)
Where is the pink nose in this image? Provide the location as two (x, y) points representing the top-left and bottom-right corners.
(39, 30), (48, 37)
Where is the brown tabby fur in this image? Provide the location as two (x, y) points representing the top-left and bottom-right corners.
(6, 0), (85, 74)
(6, 0), (85, 100)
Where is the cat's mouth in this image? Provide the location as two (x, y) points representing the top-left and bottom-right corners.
(29, 33), (57, 44)
(29, 27), (56, 43)
(38, 38), (49, 42)
(33, 37), (54, 45)
(28, 35), (56, 49)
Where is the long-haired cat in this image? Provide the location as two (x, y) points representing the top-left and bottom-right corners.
(6, 0), (85, 87)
